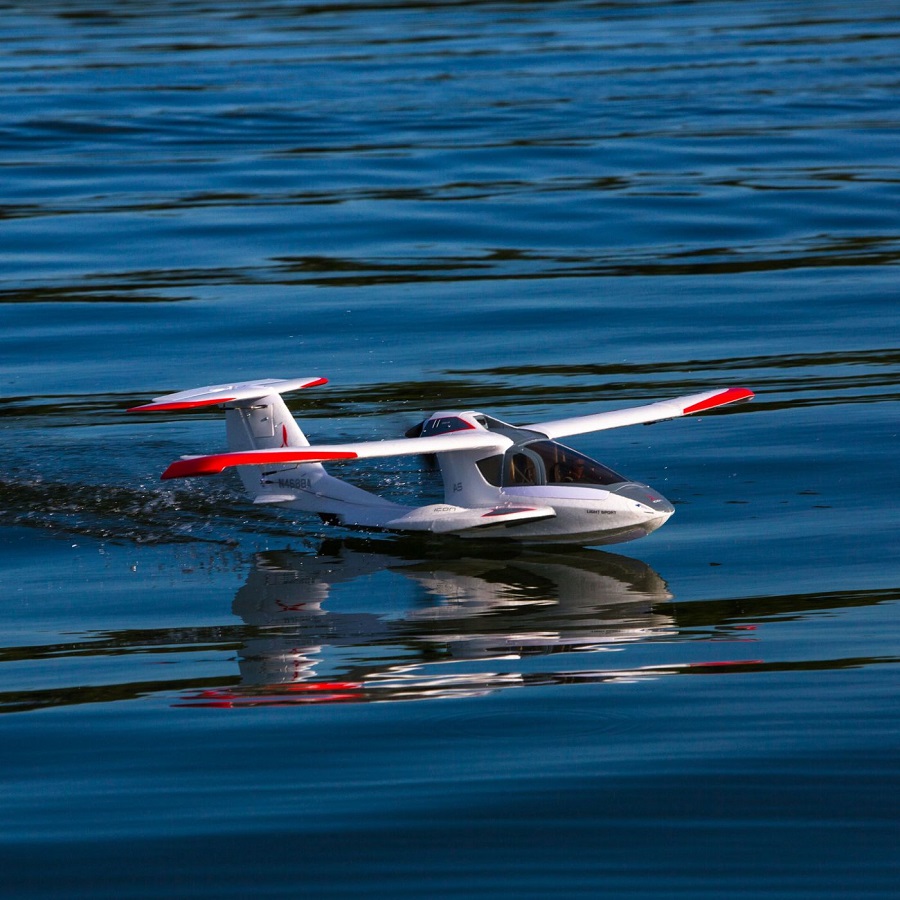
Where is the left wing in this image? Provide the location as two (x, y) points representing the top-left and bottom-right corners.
(524, 387), (754, 440)
(161, 431), (511, 480)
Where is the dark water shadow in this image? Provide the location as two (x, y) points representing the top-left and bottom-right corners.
(2, 539), (895, 713)
(180, 541), (900, 707)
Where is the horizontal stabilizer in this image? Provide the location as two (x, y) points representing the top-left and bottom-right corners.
(129, 377), (327, 412)
(525, 387), (754, 440)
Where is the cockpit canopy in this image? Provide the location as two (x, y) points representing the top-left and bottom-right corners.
(412, 412), (628, 490)
(477, 439), (628, 488)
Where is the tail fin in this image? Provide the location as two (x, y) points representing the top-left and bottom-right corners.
(224, 390), (312, 452)
(130, 377), (327, 495)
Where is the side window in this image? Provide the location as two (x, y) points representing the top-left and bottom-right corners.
(476, 454), (503, 487)
(526, 440), (627, 486)
(503, 451), (543, 486)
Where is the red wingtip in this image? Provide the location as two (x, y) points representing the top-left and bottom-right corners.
(161, 449), (358, 480)
(683, 387), (754, 415)
(162, 457), (226, 479)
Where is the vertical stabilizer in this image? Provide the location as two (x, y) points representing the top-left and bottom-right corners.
(225, 393), (310, 452)
(224, 393), (321, 498)
(129, 377), (328, 501)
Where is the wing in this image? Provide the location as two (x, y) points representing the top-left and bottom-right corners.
(524, 387), (754, 440)
(161, 431), (511, 479)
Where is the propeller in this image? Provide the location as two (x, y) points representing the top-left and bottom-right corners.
(404, 420), (438, 471)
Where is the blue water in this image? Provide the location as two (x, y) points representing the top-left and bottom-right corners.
(1, 2), (898, 897)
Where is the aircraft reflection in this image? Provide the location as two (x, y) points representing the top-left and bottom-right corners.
(180, 539), (696, 707)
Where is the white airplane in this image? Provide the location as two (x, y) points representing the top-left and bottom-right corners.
(131, 377), (753, 545)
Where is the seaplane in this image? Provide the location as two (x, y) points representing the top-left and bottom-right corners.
(130, 377), (753, 545)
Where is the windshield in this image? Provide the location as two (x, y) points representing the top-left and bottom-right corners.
(503, 440), (627, 487)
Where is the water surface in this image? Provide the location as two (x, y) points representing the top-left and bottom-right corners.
(1, 2), (898, 897)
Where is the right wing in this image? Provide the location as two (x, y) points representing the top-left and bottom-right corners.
(161, 431), (511, 480)
(524, 387), (754, 440)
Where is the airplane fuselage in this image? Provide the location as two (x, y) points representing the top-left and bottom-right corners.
(132, 378), (753, 547)
(267, 411), (676, 544)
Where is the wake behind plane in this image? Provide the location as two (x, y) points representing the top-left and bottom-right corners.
(131, 377), (753, 545)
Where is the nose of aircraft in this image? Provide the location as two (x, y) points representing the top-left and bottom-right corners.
(611, 483), (676, 521)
